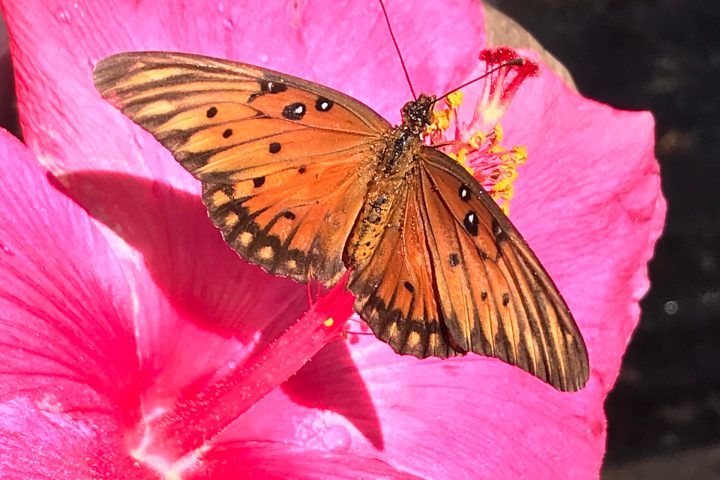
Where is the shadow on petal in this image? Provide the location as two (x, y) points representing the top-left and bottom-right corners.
(49, 171), (383, 449)
(204, 441), (420, 479)
(284, 340), (384, 450)
(54, 170), (383, 445)
(54, 170), (308, 346)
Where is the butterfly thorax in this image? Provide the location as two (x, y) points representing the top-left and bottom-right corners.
(344, 95), (436, 266)
(377, 93), (436, 176)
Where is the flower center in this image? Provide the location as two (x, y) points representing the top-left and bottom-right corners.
(425, 47), (539, 214)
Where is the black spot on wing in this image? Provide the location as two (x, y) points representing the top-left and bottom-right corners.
(315, 97), (334, 112)
(265, 81), (288, 94)
(463, 211), (479, 236)
(492, 218), (503, 238)
(282, 102), (306, 120)
(248, 78), (288, 102)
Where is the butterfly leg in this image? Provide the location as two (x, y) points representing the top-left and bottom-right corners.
(429, 140), (464, 149)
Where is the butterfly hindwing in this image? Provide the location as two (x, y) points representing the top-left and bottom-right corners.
(347, 177), (458, 359)
(418, 147), (589, 391)
(94, 52), (390, 285)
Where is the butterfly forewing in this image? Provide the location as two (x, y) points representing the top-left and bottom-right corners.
(94, 52), (390, 285)
(418, 148), (589, 391)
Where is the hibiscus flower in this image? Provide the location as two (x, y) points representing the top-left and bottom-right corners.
(0, 0), (664, 478)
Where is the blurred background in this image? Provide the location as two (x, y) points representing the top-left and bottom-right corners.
(1, 1), (718, 478)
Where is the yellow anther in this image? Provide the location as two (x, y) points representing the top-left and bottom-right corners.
(488, 145), (504, 155)
(455, 148), (469, 168)
(512, 145), (528, 162)
(469, 131), (486, 149)
(446, 90), (464, 108)
(323, 318), (334, 328)
(433, 109), (451, 131)
(493, 123), (504, 142)
(503, 168), (518, 182)
(493, 177), (511, 193)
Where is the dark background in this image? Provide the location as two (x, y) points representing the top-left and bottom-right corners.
(1, 1), (719, 477)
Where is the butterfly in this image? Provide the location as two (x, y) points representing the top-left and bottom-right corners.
(93, 50), (589, 392)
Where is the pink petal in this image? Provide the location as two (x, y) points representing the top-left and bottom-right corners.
(215, 335), (603, 479)
(135, 283), (354, 462)
(0, 398), (154, 479)
(56, 171), (310, 402)
(3, 0), (485, 180)
(0, 130), (150, 475)
(0, 131), (139, 410)
(196, 441), (423, 480)
(52, 170), (337, 464)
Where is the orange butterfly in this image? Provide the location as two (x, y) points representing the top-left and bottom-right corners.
(93, 49), (589, 392)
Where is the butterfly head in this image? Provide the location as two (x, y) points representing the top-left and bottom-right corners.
(401, 94), (436, 135)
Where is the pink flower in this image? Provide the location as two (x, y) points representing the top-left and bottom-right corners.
(0, 0), (664, 478)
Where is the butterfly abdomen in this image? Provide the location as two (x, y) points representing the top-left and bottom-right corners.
(345, 129), (419, 266)
(345, 191), (395, 265)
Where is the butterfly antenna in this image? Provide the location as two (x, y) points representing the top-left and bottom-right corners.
(378, 0), (417, 100)
(433, 58), (526, 105)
